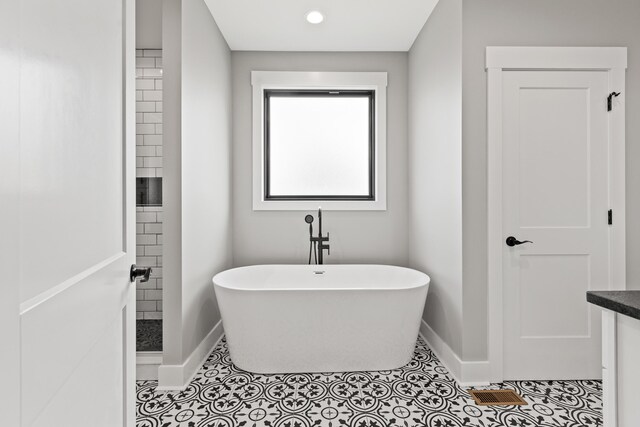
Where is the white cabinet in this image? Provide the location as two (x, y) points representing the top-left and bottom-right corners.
(602, 310), (618, 427)
(601, 309), (640, 427)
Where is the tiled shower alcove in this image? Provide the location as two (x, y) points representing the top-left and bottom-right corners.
(135, 48), (163, 352)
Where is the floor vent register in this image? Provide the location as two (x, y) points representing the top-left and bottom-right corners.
(468, 389), (528, 406)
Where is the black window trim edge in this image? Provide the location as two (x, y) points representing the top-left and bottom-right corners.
(263, 89), (376, 201)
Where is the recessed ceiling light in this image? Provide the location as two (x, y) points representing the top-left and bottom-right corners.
(306, 11), (324, 24)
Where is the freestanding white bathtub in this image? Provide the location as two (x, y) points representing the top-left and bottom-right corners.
(212, 264), (430, 374)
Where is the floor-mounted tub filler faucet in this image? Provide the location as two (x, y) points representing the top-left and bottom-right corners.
(305, 207), (330, 265)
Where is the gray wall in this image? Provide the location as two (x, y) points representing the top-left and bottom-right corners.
(163, 0), (182, 366)
(163, 0), (232, 365)
(180, 0), (232, 359)
(408, 0), (464, 357)
(159, 0), (640, 369)
(461, 0), (640, 360)
(231, 52), (409, 267)
(136, 0), (162, 49)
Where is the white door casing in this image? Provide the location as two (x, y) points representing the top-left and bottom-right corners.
(0, 0), (21, 424)
(487, 47), (627, 382)
(0, 0), (136, 425)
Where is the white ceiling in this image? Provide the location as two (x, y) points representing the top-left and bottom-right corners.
(203, 0), (440, 52)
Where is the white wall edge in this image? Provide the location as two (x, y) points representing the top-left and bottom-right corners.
(419, 319), (490, 387)
(157, 320), (224, 390)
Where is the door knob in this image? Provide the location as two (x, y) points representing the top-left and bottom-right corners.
(506, 236), (533, 247)
(130, 264), (152, 283)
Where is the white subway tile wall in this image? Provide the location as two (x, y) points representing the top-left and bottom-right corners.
(136, 49), (163, 320)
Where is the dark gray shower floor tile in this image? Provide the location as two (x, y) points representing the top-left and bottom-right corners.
(136, 319), (162, 352)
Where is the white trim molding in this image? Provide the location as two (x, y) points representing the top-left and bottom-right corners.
(486, 46), (627, 70)
(486, 46), (627, 383)
(419, 320), (490, 387)
(157, 320), (225, 390)
(136, 351), (163, 381)
(251, 71), (388, 211)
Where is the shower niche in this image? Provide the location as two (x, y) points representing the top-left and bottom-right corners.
(137, 178), (162, 206)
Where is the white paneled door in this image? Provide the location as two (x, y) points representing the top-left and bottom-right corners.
(502, 70), (611, 380)
(0, 0), (136, 425)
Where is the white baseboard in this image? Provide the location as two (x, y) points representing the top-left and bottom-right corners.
(154, 318), (485, 388)
(419, 319), (491, 387)
(157, 320), (224, 390)
(136, 351), (163, 381)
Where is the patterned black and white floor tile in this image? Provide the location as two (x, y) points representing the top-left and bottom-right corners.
(136, 336), (602, 427)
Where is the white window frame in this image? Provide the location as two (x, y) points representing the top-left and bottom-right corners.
(251, 71), (387, 211)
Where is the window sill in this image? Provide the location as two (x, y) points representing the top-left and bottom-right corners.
(252, 198), (386, 211)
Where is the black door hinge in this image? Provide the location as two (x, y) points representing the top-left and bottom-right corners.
(608, 209), (613, 225)
(607, 92), (621, 112)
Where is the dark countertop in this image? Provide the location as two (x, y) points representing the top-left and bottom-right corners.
(587, 291), (640, 321)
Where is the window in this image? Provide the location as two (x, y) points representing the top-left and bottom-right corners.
(252, 72), (387, 210)
(265, 90), (375, 201)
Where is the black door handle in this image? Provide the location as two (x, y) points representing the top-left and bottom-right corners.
(506, 236), (533, 247)
(130, 264), (152, 282)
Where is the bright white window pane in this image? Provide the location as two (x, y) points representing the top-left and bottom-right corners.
(268, 96), (371, 197)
